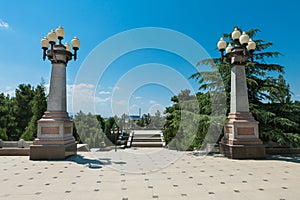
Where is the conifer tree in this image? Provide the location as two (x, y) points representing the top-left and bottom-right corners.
(21, 83), (47, 140)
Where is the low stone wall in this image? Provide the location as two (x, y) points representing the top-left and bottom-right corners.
(0, 140), (33, 156)
(0, 148), (30, 156)
(266, 147), (300, 155)
(0, 140), (86, 156)
(0, 139), (33, 148)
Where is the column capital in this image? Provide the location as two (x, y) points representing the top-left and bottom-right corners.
(228, 45), (252, 65)
(47, 45), (72, 65)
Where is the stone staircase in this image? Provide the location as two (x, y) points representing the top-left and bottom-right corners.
(131, 130), (165, 148)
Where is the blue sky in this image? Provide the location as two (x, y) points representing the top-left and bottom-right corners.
(0, 0), (299, 117)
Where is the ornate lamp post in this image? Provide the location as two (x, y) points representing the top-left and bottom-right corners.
(217, 27), (265, 159)
(30, 26), (80, 160)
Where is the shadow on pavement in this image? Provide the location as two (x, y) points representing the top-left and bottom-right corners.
(266, 154), (300, 164)
(66, 154), (128, 169)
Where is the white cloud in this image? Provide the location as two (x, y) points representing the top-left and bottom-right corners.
(40, 83), (113, 115)
(113, 86), (120, 91)
(44, 84), (50, 94)
(130, 104), (139, 109)
(149, 100), (156, 104)
(95, 97), (110, 102)
(115, 100), (127, 105)
(73, 83), (94, 90)
(4, 86), (12, 90)
(0, 20), (9, 29)
(68, 83), (111, 114)
(3, 86), (15, 97)
(135, 96), (142, 100)
(99, 91), (111, 95)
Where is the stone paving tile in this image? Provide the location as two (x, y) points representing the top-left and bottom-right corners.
(1, 150), (300, 199)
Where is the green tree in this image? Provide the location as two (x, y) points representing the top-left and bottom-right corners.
(20, 83), (47, 140)
(143, 113), (151, 127)
(163, 89), (214, 150)
(104, 117), (116, 143)
(72, 121), (81, 143)
(0, 93), (16, 140)
(74, 111), (105, 148)
(150, 110), (164, 129)
(116, 113), (128, 130)
(0, 128), (8, 141)
(13, 84), (35, 140)
(96, 114), (106, 131)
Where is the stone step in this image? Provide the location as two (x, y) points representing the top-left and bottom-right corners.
(133, 134), (161, 138)
(131, 130), (165, 148)
(131, 142), (164, 148)
(132, 138), (162, 142)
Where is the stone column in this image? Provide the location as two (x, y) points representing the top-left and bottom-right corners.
(30, 45), (77, 160)
(47, 61), (67, 112)
(220, 48), (265, 159)
(230, 64), (249, 113)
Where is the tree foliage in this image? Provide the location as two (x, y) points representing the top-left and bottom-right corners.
(0, 93), (16, 140)
(104, 117), (116, 143)
(136, 113), (151, 128)
(13, 84), (35, 140)
(163, 89), (226, 150)
(150, 110), (165, 129)
(21, 84), (47, 140)
(73, 111), (106, 148)
(0, 82), (47, 141)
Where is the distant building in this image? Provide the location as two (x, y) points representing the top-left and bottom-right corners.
(129, 115), (141, 121)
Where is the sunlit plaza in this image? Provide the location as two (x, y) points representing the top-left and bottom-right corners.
(1, 149), (300, 200)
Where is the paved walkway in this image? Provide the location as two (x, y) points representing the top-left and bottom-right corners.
(1, 148), (300, 200)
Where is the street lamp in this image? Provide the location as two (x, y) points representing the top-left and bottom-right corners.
(40, 26), (80, 61)
(30, 26), (80, 160)
(217, 27), (265, 159)
(217, 27), (256, 63)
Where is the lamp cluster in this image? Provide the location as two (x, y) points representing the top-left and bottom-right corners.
(217, 27), (256, 63)
(40, 26), (80, 61)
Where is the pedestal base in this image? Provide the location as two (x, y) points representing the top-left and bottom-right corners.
(29, 112), (77, 160)
(221, 112), (266, 159)
(220, 139), (265, 159)
(30, 142), (76, 160)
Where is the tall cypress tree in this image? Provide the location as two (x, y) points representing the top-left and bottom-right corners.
(12, 84), (35, 140)
(20, 83), (47, 140)
(0, 93), (13, 140)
